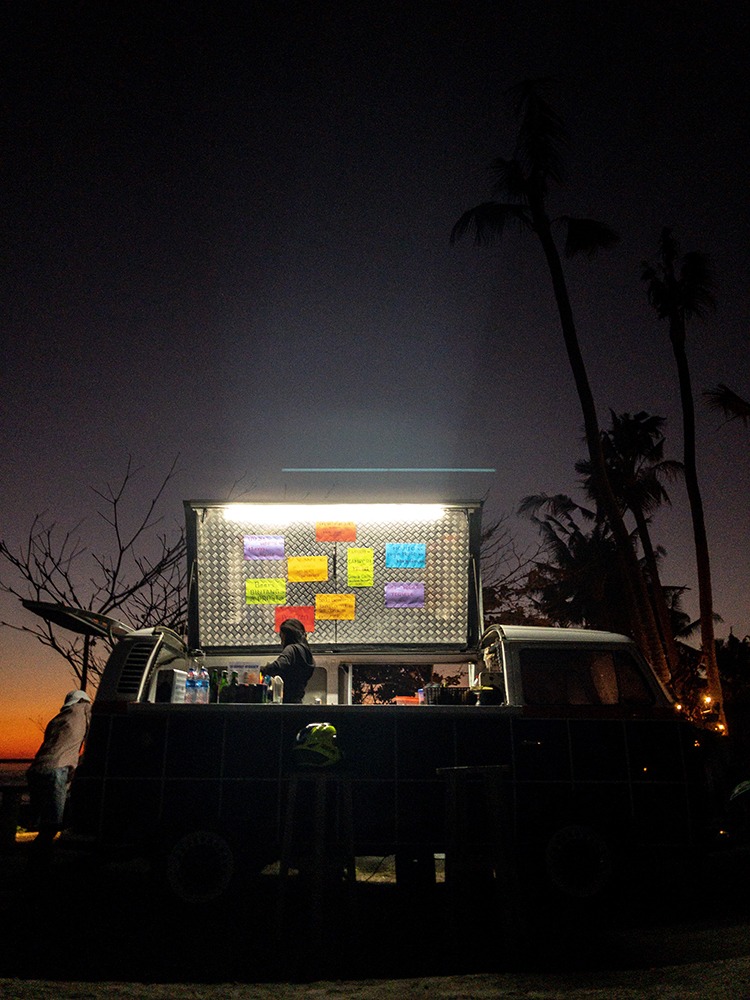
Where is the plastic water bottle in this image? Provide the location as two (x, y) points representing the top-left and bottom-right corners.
(272, 675), (284, 704)
(185, 667), (196, 704)
(196, 666), (210, 704)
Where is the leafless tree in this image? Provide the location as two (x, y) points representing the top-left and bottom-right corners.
(0, 457), (187, 690)
(481, 512), (542, 625)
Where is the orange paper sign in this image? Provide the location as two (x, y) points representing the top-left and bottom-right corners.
(315, 521), (357, 543)
(287, 555), (329, 582)
(315, 593), (356, 620)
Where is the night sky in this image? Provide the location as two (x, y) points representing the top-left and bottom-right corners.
(1, 1), (748, 754)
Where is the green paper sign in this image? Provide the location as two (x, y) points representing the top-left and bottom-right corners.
(246, 578), (287, 604)
(347, 547), (374, 587)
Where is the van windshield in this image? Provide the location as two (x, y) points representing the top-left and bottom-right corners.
(519, 647), (655, 708)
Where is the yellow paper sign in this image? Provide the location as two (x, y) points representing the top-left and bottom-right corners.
(287, 555), (329, 582)
(246, 578), (287, 604)
(316, 593), (356, 620)
(347, 547), (374, 587)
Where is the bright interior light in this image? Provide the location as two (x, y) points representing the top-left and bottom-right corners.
(222, 503), (447, 524)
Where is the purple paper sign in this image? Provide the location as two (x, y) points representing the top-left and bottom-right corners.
(243, 535), (285, 560)
(385, 581), (425, 608)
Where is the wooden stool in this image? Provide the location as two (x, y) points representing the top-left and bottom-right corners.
(276, 770), (356, 956)
(437, 765), (520, 944)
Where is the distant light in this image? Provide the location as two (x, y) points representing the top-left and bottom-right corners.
(222, 503), (447, 524)
(281, 467), (496, 473)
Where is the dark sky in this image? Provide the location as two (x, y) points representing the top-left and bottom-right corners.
(1, 1), (749, 747)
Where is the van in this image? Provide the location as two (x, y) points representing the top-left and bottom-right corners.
(52, 502), (726, 903)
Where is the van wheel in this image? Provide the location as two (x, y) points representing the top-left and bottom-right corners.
(165, 830), (235, 904)
(544, 824), (613, 899)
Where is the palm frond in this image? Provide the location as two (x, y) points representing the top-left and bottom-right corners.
(658, 227), (680, 268)
(643, 230), (716, 321)
(450, 201), (531, 245)
(640, 266), (669, 318)
(559, 217), (619, 258)
(508, 79), (568, 189)
(704, 383), (750, 426)
(680, 251), (716, 319)
(519, 492), (571, 519)
(518, 492), (596, 522)
(489, 156), (529, 201)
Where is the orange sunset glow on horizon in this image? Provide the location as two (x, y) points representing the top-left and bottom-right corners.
(1, 633), (81, 760)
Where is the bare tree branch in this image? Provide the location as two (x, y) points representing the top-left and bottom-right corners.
(0, 457), (187, 688)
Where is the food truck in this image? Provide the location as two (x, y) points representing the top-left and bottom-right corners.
(66, 500), (724, 903)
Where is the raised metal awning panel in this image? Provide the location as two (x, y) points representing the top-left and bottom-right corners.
(186, 502), (481, 651)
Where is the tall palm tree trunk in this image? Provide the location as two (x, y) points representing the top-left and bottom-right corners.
(631, 504), (681, 678)
(532, 206), (671, 684)
(670, 317), (725, 724)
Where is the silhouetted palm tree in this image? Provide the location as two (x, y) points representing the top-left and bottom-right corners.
(642, 228), (726, 727)
(519, 493), (632, 635)
(576, 411), (683, 676)
(705, 384), (750, 428)
(452, 79), (669, 682)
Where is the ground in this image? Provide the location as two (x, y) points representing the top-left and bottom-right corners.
(1, 843), (750, 999)
(2, 962), (750, 1000)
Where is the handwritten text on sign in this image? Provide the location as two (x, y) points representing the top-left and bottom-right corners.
(384, 582), (425, 608)
(315, 522), (357, 542)
(274, 605), (315, 632)
(246, 578), (287, 604)
(385, 542), (426, 568)
(347, 547), (374, 587)
(287, 555), (329, 582)
(315, 593), (356, 620)
(244, 535), (284, 560)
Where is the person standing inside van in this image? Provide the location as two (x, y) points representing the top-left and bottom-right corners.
(26, 689), (91, 862)
(264, 618), (315, 703)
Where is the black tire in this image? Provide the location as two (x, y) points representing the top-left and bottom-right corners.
(164, 829), (235, 904)
(544, 823), (613, 899)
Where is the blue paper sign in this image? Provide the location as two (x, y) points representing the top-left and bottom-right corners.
(385, 542), (426, 569)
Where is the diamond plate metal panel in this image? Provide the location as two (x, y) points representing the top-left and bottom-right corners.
(193, 505), (473, 649)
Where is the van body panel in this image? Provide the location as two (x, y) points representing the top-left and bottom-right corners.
(72, 700), (717, 863)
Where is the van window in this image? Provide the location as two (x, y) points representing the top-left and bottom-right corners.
(519, 647), (655, 707)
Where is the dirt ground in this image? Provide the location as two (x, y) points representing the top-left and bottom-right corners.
(0, 962), (749, 1000)
(2, 843), (750, 999)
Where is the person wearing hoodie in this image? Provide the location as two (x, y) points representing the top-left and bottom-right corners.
(263, 618), (315, 703)
(26, 689), (92, 855)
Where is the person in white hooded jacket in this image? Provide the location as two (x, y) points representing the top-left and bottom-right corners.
(27, 689), (91, 854)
